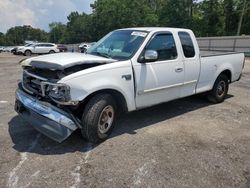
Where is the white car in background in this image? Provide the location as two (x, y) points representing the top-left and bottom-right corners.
(17, 43), (60, 56)
(14, 43), (34, 55)
(2, 46), (15, 52)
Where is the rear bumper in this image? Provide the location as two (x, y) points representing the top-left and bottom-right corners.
(15, 89), (78, 142)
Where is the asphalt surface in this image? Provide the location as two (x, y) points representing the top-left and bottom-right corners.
(0, 52), (250, 188)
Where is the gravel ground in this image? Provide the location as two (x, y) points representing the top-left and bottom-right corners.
(0, 52), (249, 188)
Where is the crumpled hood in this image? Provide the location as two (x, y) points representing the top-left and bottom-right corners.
(21, 52), (116, 70)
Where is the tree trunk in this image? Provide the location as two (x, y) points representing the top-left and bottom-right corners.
(237, 0), (247, 36)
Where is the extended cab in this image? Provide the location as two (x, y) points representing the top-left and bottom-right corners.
(15, 27), (245, 143)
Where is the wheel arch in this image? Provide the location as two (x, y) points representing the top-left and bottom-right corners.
(24, 49), (32, 55)
(219, 69), (232, 83)
(77, 89), (128, 117)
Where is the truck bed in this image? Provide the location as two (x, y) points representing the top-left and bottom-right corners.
(196, 50), (244, 94)
(200, 50), (240, 57)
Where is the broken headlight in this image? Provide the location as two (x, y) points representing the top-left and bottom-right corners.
(41, 82), (75, 105)
(48, 84), (70, 101)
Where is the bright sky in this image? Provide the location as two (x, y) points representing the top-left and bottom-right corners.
(0, 0), (95, 33)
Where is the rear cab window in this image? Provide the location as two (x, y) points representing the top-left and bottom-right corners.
(178, 32), (195, 58)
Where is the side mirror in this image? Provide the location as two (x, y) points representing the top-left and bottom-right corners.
(138, 50), (158, 63)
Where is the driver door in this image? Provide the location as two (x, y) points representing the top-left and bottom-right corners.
(132, 32), (184, 108)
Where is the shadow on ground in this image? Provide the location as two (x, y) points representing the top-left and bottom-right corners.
(8, 95), (233, 155)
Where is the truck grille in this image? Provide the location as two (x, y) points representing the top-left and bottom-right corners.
(22, 70), (47, 96)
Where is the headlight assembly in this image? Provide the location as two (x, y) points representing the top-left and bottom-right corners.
(41, 82), (77, 105)
(48, 84), (70, 101)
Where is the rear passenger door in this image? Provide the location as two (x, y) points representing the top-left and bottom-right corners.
(44, 44), (54, 53)
(133, 32), (185, 108)
(34, 44), (46, 54)
(178, 31), (200, 97)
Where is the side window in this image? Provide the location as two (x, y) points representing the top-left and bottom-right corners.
(146, 33), (177, 61)
(178, 32), (195, 58)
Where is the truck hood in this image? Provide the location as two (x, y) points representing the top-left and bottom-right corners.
(21, 52), (116, 70)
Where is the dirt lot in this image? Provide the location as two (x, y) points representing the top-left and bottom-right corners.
(0, 52), (250, 188)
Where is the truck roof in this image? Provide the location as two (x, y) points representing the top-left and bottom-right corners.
(118, 27), (192, 33)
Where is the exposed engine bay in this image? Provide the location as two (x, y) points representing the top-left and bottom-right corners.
(23, 62), (107, 80)
(20, 53), (117, 105)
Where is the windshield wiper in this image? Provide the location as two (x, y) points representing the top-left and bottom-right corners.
(95, 52), (111, 59)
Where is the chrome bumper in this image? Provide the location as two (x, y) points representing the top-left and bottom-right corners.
(15, 88), (78, 142)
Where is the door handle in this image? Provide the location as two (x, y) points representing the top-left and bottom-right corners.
(175, 67), (183, 72)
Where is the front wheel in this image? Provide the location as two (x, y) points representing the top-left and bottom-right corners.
(49, 50), (55, 54)
(81, 94), (117, 143)
(24, 50), (31, 56)
(207, 74), (229, 103)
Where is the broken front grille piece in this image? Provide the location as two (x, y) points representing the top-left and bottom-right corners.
(22, 70), (47, 96)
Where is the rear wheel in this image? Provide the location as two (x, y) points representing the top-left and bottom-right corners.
(207, 74), (229, 103)
(81, 94), (117, 143)
(24, 50), (31, 56)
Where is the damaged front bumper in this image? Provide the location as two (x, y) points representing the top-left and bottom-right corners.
(15, 88), (79, 142)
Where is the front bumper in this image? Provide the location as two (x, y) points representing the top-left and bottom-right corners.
(15, 88), (78, 142)
(16, 50), (24, 54)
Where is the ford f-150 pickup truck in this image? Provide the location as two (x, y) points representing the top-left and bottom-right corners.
(15, 27), (245, 143)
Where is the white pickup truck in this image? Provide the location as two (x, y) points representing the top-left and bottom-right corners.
(15, 27), (245, 143)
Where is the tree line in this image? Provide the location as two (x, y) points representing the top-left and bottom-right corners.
(0, 0), (249, 46)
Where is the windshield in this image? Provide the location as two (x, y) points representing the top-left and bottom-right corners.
(87, 30), (148, 60)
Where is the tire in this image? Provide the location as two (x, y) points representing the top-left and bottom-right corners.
(49, 50), (55, 54)
(24, 50), (31, 56)
(207, 74), (229, 103)
(81, 94), (117, 143)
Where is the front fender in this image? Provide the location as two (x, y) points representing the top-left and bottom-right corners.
(59, 61), (136, 111)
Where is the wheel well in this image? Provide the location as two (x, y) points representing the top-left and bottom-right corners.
(24, 50), (32, 56)
(220, 70), (232, 83)
(76, 89), (128, 118)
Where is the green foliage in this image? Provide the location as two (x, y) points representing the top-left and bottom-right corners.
(159, 0), (193, 28)
(199, 0), (224, 36)
(90, 0), (159, 40)
(224, 0), (239, 35)
(65, 12), (91, 43)
(3, 25), (48, 45)
(49, 22), (67, 43)
(237, 0), (250, 35)
(0, 32), (8, 46)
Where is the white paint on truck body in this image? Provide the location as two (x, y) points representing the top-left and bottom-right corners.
(60, 60), (136, 111)
(21, 27), (245, 112)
